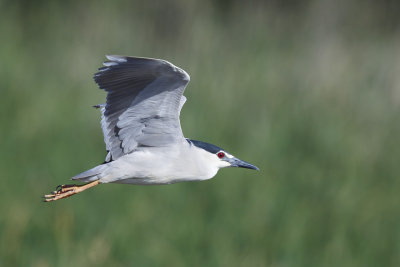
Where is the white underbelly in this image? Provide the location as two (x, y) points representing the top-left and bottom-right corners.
(98, 147), (219, 185)
(111, 176), (206, 185)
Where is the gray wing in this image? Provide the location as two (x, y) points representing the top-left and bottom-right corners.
(93, 103), (112, 162)
(94, 55), (190, 161)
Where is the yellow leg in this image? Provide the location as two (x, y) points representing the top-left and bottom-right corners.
(44, 180), (100, 202)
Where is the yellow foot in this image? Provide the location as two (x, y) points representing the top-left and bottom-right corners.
(43, 180), (100, 202)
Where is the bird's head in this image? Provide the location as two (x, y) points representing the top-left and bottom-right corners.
(188, 139), (259, 171)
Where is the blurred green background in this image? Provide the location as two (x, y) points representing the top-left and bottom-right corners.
(1, 0), (400, 266)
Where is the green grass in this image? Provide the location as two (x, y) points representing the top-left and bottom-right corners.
(1, 1), (400, 266)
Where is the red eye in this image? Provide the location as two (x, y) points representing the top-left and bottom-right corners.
(217, 152), (225, 158)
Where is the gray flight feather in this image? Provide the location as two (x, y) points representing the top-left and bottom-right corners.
(94, 55), (190, 161)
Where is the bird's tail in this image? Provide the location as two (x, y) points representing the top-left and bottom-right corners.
(71, 164), (107, 183)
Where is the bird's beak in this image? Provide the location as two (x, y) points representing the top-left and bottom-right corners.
(228, 157), (259, 171)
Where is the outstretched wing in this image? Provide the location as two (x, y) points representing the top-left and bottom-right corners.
(94, 55), (190, 161)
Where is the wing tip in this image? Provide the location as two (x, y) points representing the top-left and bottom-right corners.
(95, 54), (190, 85)
(93, 104), (105, 109)
(181, 69), (190, 82)
(105, 55), (128, 63)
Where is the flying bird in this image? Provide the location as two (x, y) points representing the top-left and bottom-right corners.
(44, 55), (259, 202)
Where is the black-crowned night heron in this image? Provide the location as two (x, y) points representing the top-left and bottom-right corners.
(44, 55), (259, 202)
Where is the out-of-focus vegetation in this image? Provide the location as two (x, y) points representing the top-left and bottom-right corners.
(1, 0), (400, 266)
